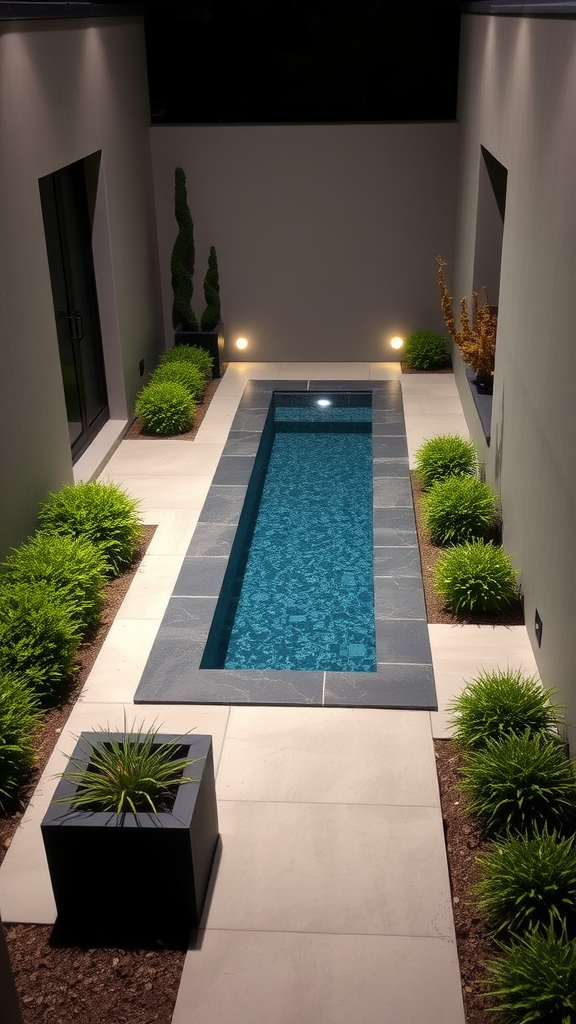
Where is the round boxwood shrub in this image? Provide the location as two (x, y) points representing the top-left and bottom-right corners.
(0, 583), (83, 701)
(460, 732), (576, 836)
(37, 481), (142, 577)
(135, 379), (195, 437)
(159, 344), (213, 381)
(474, 829), (576, 938)
(433, 540), (519, 614)
(1, 533), (107, 632)
(404, 330), (449, 370)
(0, 671), (41, 809)
(483, 926), (576, 1024)
(448, 667), (564, 749)
(414, 434), (478, 489)
(421, 475), (500, 546)
(151, 360), (205, 401)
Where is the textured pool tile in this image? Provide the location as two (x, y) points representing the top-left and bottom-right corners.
(324, 664), (437, 710)
(373, 546), (421, 575)
(211, 456), (256, 485)
(373, 507), (417, 545)
(199, 486), (247, 525)
(372, 435), (409, 458)
(173, 556), (229, 597)
(374, 576), (427, 619)
(375, 618), (432, 664)
(372, 458), (410, 477)
(372, 476), (412, 508)
(186, 523), (237, 557)
(222, 431), (263, 456)
(230, 410), (270, 431)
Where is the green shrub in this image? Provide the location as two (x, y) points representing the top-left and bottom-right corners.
(414, 434), (478, 489)
(404, 330), (449, 370)
(200, 245), (221, 331)
(0, 583), (82, 700)
(460, 732), (576, 836)
(159, 344), (213, 381)
(433, 540), (519, 614)
(1, 533), (107, 631)
(151, 360), (205, 401)
(38, 481), (141, 578)
(0, 672), (41, 810)
(135, 379), (195, 437)
(483, 926), (576, 1024)
(474, 830), (576, 939)
(448, 668), (564, 749)
(421, 475), (500, 545)
(56, 722), (201, 814)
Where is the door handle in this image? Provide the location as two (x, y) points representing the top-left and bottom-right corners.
(67, 310), (84, 341)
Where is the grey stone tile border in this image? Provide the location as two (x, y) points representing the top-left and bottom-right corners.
(135, 381), (436, 709)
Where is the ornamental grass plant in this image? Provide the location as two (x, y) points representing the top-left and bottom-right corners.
(0, 583), (82, 701)
(474, 829), (576, 939)
(38, 481), (142, 577)
(421, 474), (500, 546)
(414, 433), (478, 489)
(460, 732), (576, 837)
(151, 360), (206, 402)
(159, 344), (213, 381)
(433, 540), (519, 614)
(482, 926), (576, 1024)
(57, 723), (201, 814)
(1, 533), (107, 632)
(404, 329), (449, 370)
(135, 379), (195, 437)
(448, 668), (564, 749)
(0, 672), (41, 810)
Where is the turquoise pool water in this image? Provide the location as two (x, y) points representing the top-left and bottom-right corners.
(219, 392), (376, 672)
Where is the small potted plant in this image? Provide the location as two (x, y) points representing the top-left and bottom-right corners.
(41, 722), (219, 944)
(171, 166), (224, 377)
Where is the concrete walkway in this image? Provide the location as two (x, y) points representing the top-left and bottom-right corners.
(0, 363), (538, 1023)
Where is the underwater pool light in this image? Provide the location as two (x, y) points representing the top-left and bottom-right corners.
(316, 398), (332, 407)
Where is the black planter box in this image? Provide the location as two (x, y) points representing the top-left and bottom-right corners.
(41, 732), (219, 945)
(175, 323), (225, 378)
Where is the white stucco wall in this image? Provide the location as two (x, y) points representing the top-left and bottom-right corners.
(453, 13), (576, 745)
(149, 123), (459, 362)
(0, 16), (162, 558)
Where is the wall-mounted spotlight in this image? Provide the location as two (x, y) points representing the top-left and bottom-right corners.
(390, 336), (404, 351)
(235, 337), (248, 350)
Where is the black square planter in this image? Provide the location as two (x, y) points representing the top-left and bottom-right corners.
(175, 323), (225, 378)
(41, 732), (219, 945)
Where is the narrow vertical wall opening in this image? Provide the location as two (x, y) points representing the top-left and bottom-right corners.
(473, 145), (507, 317)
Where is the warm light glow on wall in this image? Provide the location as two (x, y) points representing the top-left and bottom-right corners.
(235, 337), (248, 350)
(390, 336), (404, 350)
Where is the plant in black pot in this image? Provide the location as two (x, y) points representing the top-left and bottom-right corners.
(171, 166), (224, 378)
(41, 721), (219, 946)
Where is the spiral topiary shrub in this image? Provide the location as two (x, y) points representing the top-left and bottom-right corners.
(433, 540), (519, 614)
(474, 829), (576, 939)
(460, 732), (576, 836)
(448, 668), (564, 749)
(1, 533), (107, 632)
(159, 344), (214, 381)
(0, 671), (41, 809)
(151, 360), (206, 402)
(483, 926), (576, 1024)
(404, 330), (449, 370)
(0, 583), (83, 700)
(171, 166), (197, 330)
(200, 245), (221, 331)
(135, 379), (195, 437)
(37, 481), (142, 577)
(414, 434), (478, 489)
(421, 475), (500, 546)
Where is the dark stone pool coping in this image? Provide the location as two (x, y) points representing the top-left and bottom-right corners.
(134, 380), (437, 710)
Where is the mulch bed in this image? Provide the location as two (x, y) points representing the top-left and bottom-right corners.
(1, 369), (510, 1023)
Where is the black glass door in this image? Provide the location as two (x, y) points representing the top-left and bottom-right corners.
(40, 158), (109, 462)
